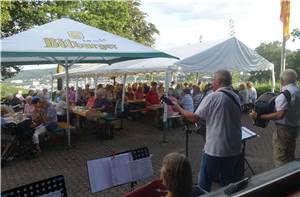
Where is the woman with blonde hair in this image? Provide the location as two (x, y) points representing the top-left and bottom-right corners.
(161, 152), (207, 197)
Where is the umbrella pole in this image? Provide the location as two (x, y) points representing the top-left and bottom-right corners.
(64, 64), (71, 147)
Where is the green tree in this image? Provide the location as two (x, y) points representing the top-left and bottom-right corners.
(251, 41), (299, 82)
(1, 0), (159, 80)
(286, 49), (300, 76)
(291, 28), (300, 41)
(254, 41), (282, 80)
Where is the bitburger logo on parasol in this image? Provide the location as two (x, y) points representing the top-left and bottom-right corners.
(43, 31), (117, 50)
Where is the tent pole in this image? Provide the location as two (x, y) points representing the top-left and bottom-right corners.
(162, 70), (171, 143)
(121, 74), (127, 112)
(271, 66), (276, 93)
(94, 75), (98, 95)
(63, 57), (73, 148)
(50, 74), (54, 101)
(75, 77), (79, 103)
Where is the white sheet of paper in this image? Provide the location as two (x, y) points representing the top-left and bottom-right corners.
(110, 153), (132, 186)
(129, 156), (153, 181)
(87, 157), (113, 193)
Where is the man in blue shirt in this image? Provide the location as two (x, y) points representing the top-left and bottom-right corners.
(93, 90), (109, 111)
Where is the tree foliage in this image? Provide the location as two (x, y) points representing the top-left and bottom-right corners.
(0, 0), (159, 80)
(249, 41), (300, 82)
(291, 28), (300, 41)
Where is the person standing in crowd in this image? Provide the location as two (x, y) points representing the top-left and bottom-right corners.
(27, 89), (35, 97)
(55, 95), (67, 117)
(24, 96), (35, 117)
(86, 91), (96, 109)
(16, 90), (25, 102)
(143, 83), (150, 94)
(173, 70), (242, 192)
(135, 86), (144, 100)
(83, 84), (90, 101)
(146, 82), (160, 106)
(68, 86), (76, 105)
(174, 84), (183, 99)
(250, 69), (300, 166)
(180, 88), (194, 112)
(167, 88), (178, 116)
(246, 81), (257, 108)
(192, 86), (202, 111)
(157, 82), (165, 97)
(238, 83), (249, 112)
(93, 90), (109, 112)
(42, 88), (50, 101)
(126, 86), (135, 100)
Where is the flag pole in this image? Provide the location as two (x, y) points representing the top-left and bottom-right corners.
(280, 29), (287, 75)
(280, 0), (290, 75)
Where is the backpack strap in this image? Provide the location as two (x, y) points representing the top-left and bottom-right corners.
(281, 89), (291, 104)
(219, 90), (242, 112)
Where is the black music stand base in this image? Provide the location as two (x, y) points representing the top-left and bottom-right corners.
(245, 158), (255, 175)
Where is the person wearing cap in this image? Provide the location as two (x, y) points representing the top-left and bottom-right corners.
(31, 98), (58, 154)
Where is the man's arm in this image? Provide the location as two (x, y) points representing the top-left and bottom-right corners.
(173, 103), (199, 123)
(250, 110), (285, 120)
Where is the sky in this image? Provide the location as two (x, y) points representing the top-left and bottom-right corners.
(140, 0), (300, 50)
(24, 0), (299, 70)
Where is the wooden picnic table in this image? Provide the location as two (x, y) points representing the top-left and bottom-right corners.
(146, 104), (163, 111)
(70, 106), (108, 128)
(126, 99), (146, 104)
(2, 113), (30, 125)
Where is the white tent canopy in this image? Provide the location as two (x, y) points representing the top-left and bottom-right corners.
(54, 37), (275, 79)
(53, 41), (218, 78)
(169, 37), (274, 73)
(1, 18), (176, 146)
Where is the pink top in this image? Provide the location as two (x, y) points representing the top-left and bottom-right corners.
(86, 96), (96, 108)
(167, 96), (178, 116)
(24, 103), (35, 117)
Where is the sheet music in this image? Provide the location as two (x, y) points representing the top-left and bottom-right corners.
(87, 149), (153, 193)
(129, 156), (153, 181)
(110, 153), (132, 185)
(242, 126), (257, 140)
(87, 157), (113, 193)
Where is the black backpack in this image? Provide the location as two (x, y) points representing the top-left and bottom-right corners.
(254, 90), (291, 128)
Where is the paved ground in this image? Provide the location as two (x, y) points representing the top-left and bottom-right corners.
(2, 114), (300, 196)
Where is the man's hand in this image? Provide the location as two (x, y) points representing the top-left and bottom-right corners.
(249, 110), (258, 119)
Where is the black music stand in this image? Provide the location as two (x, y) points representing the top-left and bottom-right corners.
(1, 175), (67, 197)
(241, 127), (258, 175)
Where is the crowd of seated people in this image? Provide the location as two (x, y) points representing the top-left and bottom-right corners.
(1, 88), (59, 156)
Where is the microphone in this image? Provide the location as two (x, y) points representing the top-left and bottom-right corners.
(224, 177), (250, 195)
